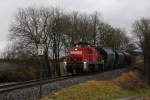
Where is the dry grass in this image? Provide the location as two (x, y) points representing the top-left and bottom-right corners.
(114, 70), (147, 90)
(42, 80), (124, 100)
(42, 80), (150, 100)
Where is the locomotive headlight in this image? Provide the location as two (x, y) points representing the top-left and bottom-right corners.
(75, 48), (78, 51)
(64, 61), (67, 70)
(64, 61), (67, 64)
(84, 62), (87, 64)
(83, 62), (87, 71)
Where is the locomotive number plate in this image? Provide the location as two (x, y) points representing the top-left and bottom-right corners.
(70, 51), (82, 55)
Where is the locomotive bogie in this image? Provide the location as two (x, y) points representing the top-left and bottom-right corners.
(64, 61), (103, 74)
(66, 63), (84, 74)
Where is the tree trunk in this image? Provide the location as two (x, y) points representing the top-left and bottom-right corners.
(44, 52), (51, 77)
(145, 59), (150, 84)
(56, 60), (60, 76)
(55, 50), (61, 76)
(144, 43), (150, 84)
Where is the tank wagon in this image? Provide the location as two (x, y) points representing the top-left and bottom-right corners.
(96, 47), (116, 70)
(114, 51), (125, 68)
(64, 42), (131, 74)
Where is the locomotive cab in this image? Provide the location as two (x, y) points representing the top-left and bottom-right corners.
(64, 42), (99, 74)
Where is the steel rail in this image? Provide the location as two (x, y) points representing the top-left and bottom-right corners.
(0, 75), (73, 93)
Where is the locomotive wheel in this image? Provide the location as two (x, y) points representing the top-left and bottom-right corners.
(76, 68), (82, 74)
(88, 64), (95, 72)
(71, 69), (76, 75)
(98, 64), (102, 72)
(102, 64), (105, 72)
(95, 64), (100, 72)
(76, 64), (83, 74)
(70, 69), (74, 75)
(76, 67), (80, 74)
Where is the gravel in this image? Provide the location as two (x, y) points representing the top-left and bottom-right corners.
(0, 68), (128, 100)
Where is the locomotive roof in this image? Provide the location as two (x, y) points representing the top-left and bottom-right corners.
(74, 42), (92, 46)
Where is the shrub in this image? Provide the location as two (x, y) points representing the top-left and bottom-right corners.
(115, 71), (147, 90)
(0, 66), (40, 83)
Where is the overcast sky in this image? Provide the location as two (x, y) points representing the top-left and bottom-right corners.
(0, 0), (150, 52)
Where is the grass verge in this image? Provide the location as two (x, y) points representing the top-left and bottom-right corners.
(42, 70), (150, 100)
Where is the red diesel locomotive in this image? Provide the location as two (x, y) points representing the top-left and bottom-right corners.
(64, 42), (131, 74)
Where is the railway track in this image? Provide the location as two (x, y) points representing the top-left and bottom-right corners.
(0, 75), (73, 93)
(0, 61), (142, 94)
(0, 67), (132, 94)
(0, 71), (110, 94)
(0, 68), (130, 100)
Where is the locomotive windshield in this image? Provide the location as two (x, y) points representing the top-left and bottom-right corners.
(74, 42), (91, 47)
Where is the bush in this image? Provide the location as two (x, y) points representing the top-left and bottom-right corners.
(115, 71), (147, 90)
(0, 66), (40, 83)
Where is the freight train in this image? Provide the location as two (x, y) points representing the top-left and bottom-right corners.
(64, 42), (132, 74)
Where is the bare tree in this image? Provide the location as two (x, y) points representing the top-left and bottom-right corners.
(90, 12), (101, 45)
(9, 7), (55, 77)
(96, 22), (130, 50)
(133, 18), (150, 83)
(50, 8), (67, 76)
